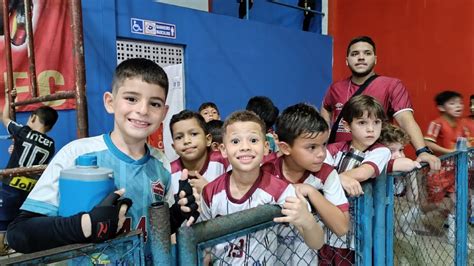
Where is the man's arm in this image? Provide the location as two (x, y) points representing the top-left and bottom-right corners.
(320, 106), (332, 126)
(7, 211), (88, 253)
(425, 140), (453, 155)
(394, 111), (440, 170)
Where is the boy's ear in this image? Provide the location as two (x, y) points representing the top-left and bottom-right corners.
(277, 141), (291, 156)
(206, 133), (212, 147)
(264, 140), (270, 156)
(219, 143), (228, 158)
(103, 92), (114, 114)
(437, 105), (446, 112)
(342, 119), (351, 132)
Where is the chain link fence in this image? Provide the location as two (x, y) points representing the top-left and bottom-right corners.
(0, 230), (144, 265)
(393, 149), (473, 265)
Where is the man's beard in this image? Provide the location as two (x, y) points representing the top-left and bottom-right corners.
(350, 65), (375, 78)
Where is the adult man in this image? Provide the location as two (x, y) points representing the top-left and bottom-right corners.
(321, 36), (440, 170)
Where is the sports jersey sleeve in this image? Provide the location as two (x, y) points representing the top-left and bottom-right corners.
(424, 120), (442, 143)
(7, 120), (23, 135)
(21, 136), (106, 216)
(361, 145), (391, 177)
(389, 79), (413, 117)
(321, 167), (349, 212)
(322, 83), (338, 112)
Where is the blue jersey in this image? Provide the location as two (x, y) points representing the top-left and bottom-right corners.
(21, 134), (174, 261)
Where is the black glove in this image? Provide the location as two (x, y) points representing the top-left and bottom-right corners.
(171, 180), (199, 225)
(87, 192), (132, 243)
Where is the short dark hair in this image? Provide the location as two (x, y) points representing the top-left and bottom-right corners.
(347, 36), (376, 56)
(33, 106), (58, 132)
(206, 119), (224, 144)
(198, 102), (220, 114)
(434, 90), (462, 106)
(112, 58), (169, 97)
(341, 95), (387, 124)
(246, 96), (279, 132)
(275, 103), (328, 146)
(169, 109), (208, 138)
(222, 110), (266, 138)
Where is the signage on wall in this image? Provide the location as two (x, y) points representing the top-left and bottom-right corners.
(131, 18), (176, 39)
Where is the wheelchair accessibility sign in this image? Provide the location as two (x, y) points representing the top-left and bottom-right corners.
(131, 18), (176, 39)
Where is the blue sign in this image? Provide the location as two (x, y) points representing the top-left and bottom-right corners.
(131, 18), (176, 39)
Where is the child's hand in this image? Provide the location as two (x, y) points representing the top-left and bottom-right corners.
(340, 173), (364, 197)
(189, 171), (208, 194)
(393, 157), (422, 172)
(273, 188), (312, 230)
(177, 169), (200, 226)
(293, 183), (316, 197)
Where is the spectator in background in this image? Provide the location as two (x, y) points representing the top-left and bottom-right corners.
(245, 96), (279, 154)
(206, 119), (224, 152)
(199, 102), (220, 123)
(320, 35), (440, 171)
(423, 90), (471, 247)
(169, 110), (228, 195)
(0, 97), (58, 255)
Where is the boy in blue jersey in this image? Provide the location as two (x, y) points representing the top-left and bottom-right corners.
(6, 58), (199, 261)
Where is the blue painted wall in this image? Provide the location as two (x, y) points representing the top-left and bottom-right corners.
(0, 0), (332, 167)
(211, 0), (323, 33)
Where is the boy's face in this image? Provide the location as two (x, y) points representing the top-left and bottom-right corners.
(346, 41), (377, 77)
(279, 131), (329, 173)
(343, 111), (382, 151)
(200, 107), (220, 122)
(438, 97), (463, 118)
(104, 78), (168, 144)
(386, 142), (405, 160)
(470, 98), (474, 115)
(220, 121), (267, 174)
(171, 118), (212, 162)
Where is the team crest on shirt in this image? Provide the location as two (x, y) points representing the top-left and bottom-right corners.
(151, 180), (165, 201)
(335, 102), (344, 110)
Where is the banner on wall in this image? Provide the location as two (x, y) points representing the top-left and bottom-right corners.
(0, 0), (75, 111)
(147, 63), (184, 161)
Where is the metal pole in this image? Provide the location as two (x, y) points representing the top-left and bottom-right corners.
(24, 0), (39, 97)
(385, 172), (395, 266)
(455, 151), (468, 266)
(356, 182), (373, 266)
(70, 0), (88, 138)
(373, 172), (386, 265)
(148, 202), (171, 265)
(2, 0), (16, 121)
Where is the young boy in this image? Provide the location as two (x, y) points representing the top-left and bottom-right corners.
(201, 110), (323, 265)
(265, 103), (350, 265)
(6, 58), (199, 263)
(423, 90), (470, 244)
(380, 123), (421, 236)
(206, 119), (224, 151)
(323, 95), (391, 265)
(0, 98), (58, 254)
(198, 102), (220, 122)
(170, 110), (228, 194)
(246, 96), (280, 153)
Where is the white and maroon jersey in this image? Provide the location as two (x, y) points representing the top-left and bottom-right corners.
(323, 76), (413, 143)
(325, 141), (391, 178)
(201, 170), (295, 266)
(324, 141), (390, 249)
(170, 150), (229, 194)
(267, 156), (349, 212)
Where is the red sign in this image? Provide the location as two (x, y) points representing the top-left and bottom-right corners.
(0, 0), (75, 111)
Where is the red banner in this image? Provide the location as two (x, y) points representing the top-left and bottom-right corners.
(0, 0), (75, 111)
